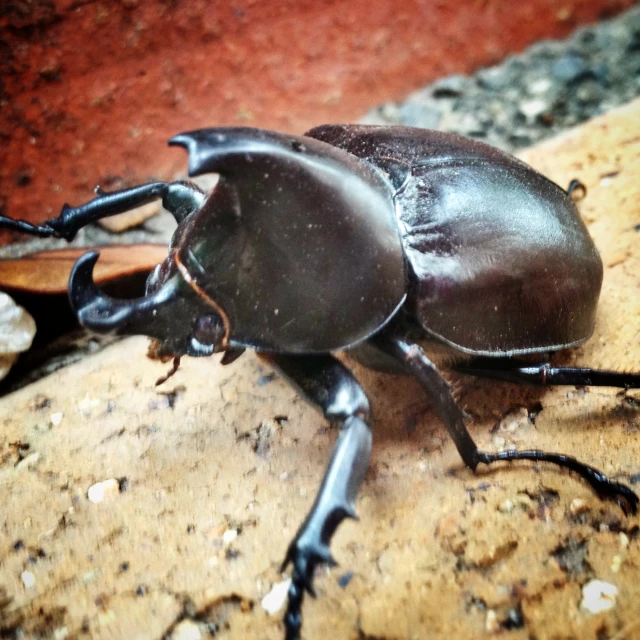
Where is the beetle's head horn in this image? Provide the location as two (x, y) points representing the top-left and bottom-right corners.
(69, 251), (226, 358)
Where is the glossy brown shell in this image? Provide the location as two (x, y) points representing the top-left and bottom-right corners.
(307, 125), (603, 356)
(170, 128), (407, 353)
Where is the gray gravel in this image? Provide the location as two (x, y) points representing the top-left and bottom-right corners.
(361, 5), (640, 153)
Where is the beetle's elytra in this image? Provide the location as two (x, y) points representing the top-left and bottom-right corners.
(1, 125), (638, 640)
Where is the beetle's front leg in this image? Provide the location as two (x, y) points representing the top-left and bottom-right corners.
(0, 181), (204, 241)
(261, 354), (372, 640)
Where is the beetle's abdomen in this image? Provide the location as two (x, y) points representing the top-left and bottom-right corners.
(398, 158), (602, 355)
(308, 125), (603, 356)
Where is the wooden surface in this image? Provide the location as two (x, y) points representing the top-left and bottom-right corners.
(0, 101), (639, 640)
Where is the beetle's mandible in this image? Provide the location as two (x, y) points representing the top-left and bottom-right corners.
(2, 125), (639, 639)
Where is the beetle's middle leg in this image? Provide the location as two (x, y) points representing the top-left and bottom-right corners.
(0, 181), (204, 241)
(260, 353), (372, 640)
(371, 334), (639, 515)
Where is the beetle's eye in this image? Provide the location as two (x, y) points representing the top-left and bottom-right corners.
(193, 314), (225, 346)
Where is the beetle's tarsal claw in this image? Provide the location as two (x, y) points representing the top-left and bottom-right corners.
(281, 538), (336, 597)
(475, 449), (639, 516)
(604, 483), (638, 516)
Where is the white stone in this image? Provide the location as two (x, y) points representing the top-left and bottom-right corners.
(580, 580), (618, 614)
(50, 412), (63, 426)
(530, 78), (553, 94)
(87, 478), (120, 503)
(519, 98), (548, 120)
(21, 571), (36, 588)
(171, 620), (202, 640)
(569, 498), (588, 515)
(0, 293), (36, 381)
(261, 579), (292, 615)
(485, 609), (499, 633)
(498, 499), (514, 513)
(611, 555), (622, 573)
(222, 529), (238, 545)
(16, 452), (41, 471)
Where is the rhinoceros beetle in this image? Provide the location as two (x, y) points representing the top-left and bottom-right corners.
(2, 125), (639, 639)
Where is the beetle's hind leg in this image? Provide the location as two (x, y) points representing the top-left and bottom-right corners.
(0, 181), (204, 241)
(371, 335), (639, 515)
(261, 353), (372, 640)
(454, 357), (640, 390)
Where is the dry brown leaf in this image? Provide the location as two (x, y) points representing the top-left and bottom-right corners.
(0, 244), (167, 294)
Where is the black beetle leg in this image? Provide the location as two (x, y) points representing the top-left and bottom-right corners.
(370, 335), (479, 469)
(454, 358), (640, 390)
(0, 181), (204, 241)
(261, 353), (372, 640)
(372, 335), (639, 515)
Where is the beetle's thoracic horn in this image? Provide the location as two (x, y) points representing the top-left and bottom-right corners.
(69, 251), (174, 334)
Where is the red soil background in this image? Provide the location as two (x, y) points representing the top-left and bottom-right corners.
(1, 0), (636, 233)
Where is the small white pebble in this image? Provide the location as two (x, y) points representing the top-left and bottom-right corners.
(50, 412), (63, 426)
(569, 498), (588, 516)
(261, 579), (292, 615)
(492, 436), (506, 449)
(98, 609), (116, 626)
(485, 609), (499, 633)
(514, 494), (534, 509)
(499, 499), (514, 514)
(81, 570), (99, 583)
(619, 532), (629, 548)
(171, 619), (202, 640)
(530, 78), (552, 94)
(567, 391), (574, 399)
(222, 529), (238, 545)
(87, 478), (120, 503)
(580, 580), (618, 614)
(21, 571), (36, 589)
(77, 395), (101, 415)
(418, 461), (427, 472)
(611, 555), (622, 573)
(16, 452), (40, 471)
(208, 556), (219, 567)
(499, 407), (529, 433)
(53, 627), (68, 640)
